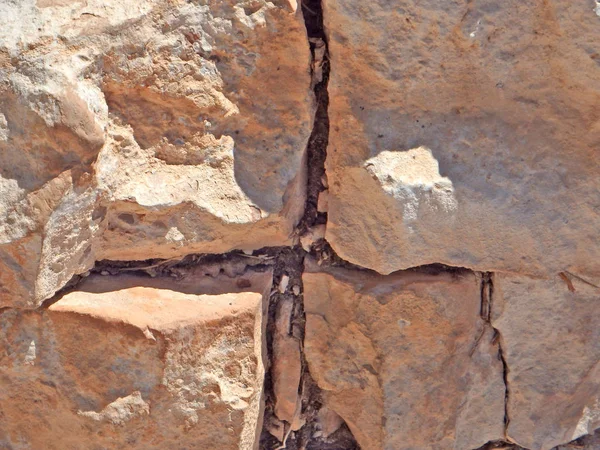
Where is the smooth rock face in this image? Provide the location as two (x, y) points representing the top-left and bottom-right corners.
(0, 273), (269, 449)
(323, 0), (600, 277)
(0, 0), (311, 306)
(302, 263), (506, 450)
(493, 273), (600, 450)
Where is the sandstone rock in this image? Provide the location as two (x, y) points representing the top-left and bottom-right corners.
(0, 272), (269, 449)
(302, 261), (506, 450)
(0, 174), (103, 308)
(323, 0), (600, 277)
(0, 0), (312, 306)
(492, 273), (600, 450)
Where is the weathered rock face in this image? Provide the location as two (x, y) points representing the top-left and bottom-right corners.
(0, 0), (311, 307)
(323, 0), (600, 278)
(302, 261), (506, 450)
(493, 274), (600, 450)
(0, 272), (269, 449)
(1, 0), (600, 449)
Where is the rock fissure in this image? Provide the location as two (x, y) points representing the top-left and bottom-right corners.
(3, 0), (600, 448)
(481, 272), (511, 439)
(296, 0), (330, 236)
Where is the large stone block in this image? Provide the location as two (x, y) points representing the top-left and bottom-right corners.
(323, 0), (600, 277)
(0, 0), (312, 306)
(302, 262), (506, 450)
(493, 273), (600, 450)
(0, 272), (269, 449)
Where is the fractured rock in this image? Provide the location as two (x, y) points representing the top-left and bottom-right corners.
(492, 273), (600, 450)
(272, 297), (302, 424)
(302, 260), (506, 450)
(323, 0), (600, 278)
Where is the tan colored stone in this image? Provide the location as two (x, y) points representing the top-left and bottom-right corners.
(323, 0), (600, 278)
(0, 0), (312, 306)
(317, 406), (344, 438)
(272, 297), (302, 424)
(302, 262), (505, 450)
(0, 272), (269, 449)
(492, 274), (600, 450)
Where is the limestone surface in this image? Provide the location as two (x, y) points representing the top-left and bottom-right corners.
(0, 0), (312, 307)
(302, 261), (506, 450)
(323, 0), (600, 278)
(0, 272), (269, 449)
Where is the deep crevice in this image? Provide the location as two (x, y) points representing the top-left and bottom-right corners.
(38, 248), (280, 309)
(472, 440), (526, 450)
(296, 0), (330, 236)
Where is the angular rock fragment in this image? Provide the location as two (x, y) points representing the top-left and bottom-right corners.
(0, 272), (270, 449)
(493, 274), (600, 450)
(302, 261), (506, 450)
(272, 297), (302, 425)
(0, 0), (312, 306)
(323, 0), (600, 278)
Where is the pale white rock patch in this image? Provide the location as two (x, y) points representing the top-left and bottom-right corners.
(79, 391), (150, 425)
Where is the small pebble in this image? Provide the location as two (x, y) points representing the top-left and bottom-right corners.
(279, 275), (290, 293)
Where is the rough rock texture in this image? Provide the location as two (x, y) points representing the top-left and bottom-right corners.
(493, 273), (600, 450)
(0, 0), (311, 307)
(0, 271), (269, 449)
(323, 0), (600, 278)
(2, 0), (600, 449)
(302, 261), (506, 450)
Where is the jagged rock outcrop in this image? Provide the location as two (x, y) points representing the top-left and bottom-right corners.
(0, 0), (311, 307)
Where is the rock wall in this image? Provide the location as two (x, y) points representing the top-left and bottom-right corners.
(0, 1), (599, 449)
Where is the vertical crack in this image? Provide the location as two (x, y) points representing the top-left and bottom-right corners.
(260, 2), (359, 449)
(260, 247), (306, 449)
(481, 272), (511, 439)
(296, 0), (330, 235)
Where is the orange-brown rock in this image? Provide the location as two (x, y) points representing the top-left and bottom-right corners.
(323, 0), (600, 278)
(302, 261), (506, 450)
(493, 273), (600, 450)
(0, 0), (312, 306)
(0, 272), (269, 449)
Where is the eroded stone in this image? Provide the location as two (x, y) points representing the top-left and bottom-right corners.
(0, 0), (312, 306)
(324, 0), (600, 278)
(302, 261), (506, 450)
(0, 272), (269, 449)
(493, 273), (600, 450)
